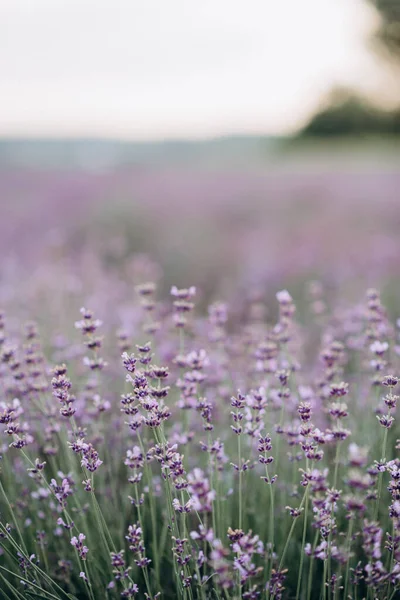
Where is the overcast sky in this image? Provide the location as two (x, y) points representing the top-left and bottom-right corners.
(0, 0), (390, 140)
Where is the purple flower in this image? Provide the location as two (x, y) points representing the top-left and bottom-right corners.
(122, 352), (137, 373)
(171, 286), (196, 299)
(329, 382), (349, 397)
(121, 583), (139, 598)
(382, 375), (399, 387)
(377, 414), (394, 428)
(50, 477), (73, 508)
(71, 533), (89, 560)
(81, 443), (103, 472)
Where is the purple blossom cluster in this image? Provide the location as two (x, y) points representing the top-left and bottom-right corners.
(0, 280), (399, 600)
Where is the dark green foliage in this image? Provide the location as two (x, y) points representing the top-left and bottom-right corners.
(299, 89), (400, 137)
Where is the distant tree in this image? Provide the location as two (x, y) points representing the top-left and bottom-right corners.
(299, 88), (400, 137)
(297, 3), (400, 137)
(366, 0), (400, 61)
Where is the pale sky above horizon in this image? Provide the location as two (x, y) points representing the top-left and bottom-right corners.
(0, 0), (394, 140)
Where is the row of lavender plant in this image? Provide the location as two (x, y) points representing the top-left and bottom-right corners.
(0, 282), (399, 599)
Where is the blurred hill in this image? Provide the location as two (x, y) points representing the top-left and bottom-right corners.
(0, 136), (281, 170)
(0, 134), (399, 173)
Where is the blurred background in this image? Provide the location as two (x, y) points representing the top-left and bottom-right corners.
(1, 0), (400, 314)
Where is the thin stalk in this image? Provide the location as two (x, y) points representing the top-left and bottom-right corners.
(216, 472), (223, 540)
(0, 522), (77, 600)
(69, 417), (123, 591)
(179, 328), (189, 435)
(0, 571), (30, 600)
(327, 443), (341, 600)
(274, 404), (285, 475)
(389, 586), (400, 600)
(296, 485), (309, 599)
(265, 465), (275, 553)
(323, 560), (327, 600)
(18, 450), (98, 598)
(0, 565), (65, 600)
(134, 483), (153, 599)
(388, 519), (395, 576)
(153, 428), (184, 599)
(264, 463), (275, 600)
(0, 575), (14, 600)
(238, 434), (243, 530)
(375, 425), (389, 520)
(0, 480), (28, 554)
(208, 431), (217, 539)
(137, 431), (160, 588)
(180, 499), (195, 600)
(306, 530), (319, 600)
(278, 487), (308, 571)
(343, 517), (354, 600)
(90, 488), (116, 552)
(38, 536), (50, 576)
(333, 443), (341, 491)
(194, 561), (207, 600)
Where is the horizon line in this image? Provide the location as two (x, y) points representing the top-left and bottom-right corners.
(0, 132), (291, 144)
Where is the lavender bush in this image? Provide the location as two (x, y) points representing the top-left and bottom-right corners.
(0, 277), (399, 600)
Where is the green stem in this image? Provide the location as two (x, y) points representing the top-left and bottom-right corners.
(389, 586), (400, 600)
(0, 480), (28, 554)
(208, 432), (217, 540)
(278, 487), (308, 571)
(274, 404), (285, 475)
(18, 450), (97, 598)
(265, 463), (275, 599)
(0, 572), (26, 600)
(266, 465), (275, 554)
(138, 432), (160, 589)
(323, 559), (327, 600)
(0, 521), (77, 600)
(153, 428), (184, 599)
(343, 517), (354, 600)
(134, 484), (153, 599)
(238, 434), (242, 530)
(333, 443), (341, 490)
(296, 486), (309, 599)
(375, 426), (389, 520)
(0, 565), (67, 600)
(327, 442), (341, 600)
(306, 530), (319, 600)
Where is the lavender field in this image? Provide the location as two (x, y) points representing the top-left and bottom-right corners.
(1, 156), (400, 600)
